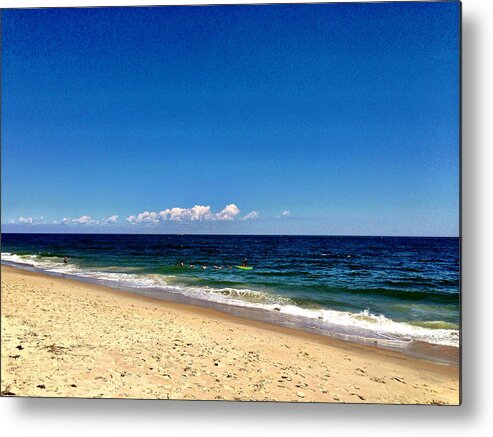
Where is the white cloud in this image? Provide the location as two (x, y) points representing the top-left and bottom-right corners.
(71, 215), (94, 224)
(281, 210), (291, 219)
(17, 217), (33, 224)
(127, 204), (242, 224)
(6, 215), (108, 226)
(53, 215), (117, 225)
(158, 205), (214, 222)
(102, 215), (119, 224)
(190, 205), (214, 221)
(8, 204), (248, 227)
(15, 216), (45, 224)
(243, 210), (260, 220)
(216, 204), (240, 221)
(159, 208), (184, 221)
(127, 211), (160, 224)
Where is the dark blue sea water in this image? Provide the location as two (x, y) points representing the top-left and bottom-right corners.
(1, 233), (460, 348)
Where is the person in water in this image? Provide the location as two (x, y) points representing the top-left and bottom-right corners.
(241, 258), (248, 267)
(64, 256), (68, 264)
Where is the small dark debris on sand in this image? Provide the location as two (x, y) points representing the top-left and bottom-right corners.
(46, 344), (68, 355)
(1, 385), (16, 396)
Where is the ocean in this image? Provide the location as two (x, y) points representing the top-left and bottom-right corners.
(1, 233), (460, 356)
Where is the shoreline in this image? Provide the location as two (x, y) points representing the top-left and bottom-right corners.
(1, 260), (459, 366)
(1, 265), (460, 403)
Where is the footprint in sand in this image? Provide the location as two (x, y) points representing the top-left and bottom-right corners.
(370, 377), (386, 384)
(391, 377), (407, 384)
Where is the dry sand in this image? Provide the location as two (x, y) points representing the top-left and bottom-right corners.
(1, 265), (459, 403)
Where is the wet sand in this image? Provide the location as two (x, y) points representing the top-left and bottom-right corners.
(1, 265), (460, 403)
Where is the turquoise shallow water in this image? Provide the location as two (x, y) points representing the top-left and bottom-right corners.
(1, 233), (460, 348)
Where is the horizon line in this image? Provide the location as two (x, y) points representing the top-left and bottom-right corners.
(0, 231), (459, 238)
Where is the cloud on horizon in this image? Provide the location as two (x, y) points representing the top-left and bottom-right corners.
(71, 215), (94, 224)
(242, 210), (260, 221)
(10, 216), (45, 225)
(10, 214), (117, 226)
(215, 204), (240, 221)
(4, 205), (291, 228)
(102, 215), (119, 224)
(127, 204), (241, 224)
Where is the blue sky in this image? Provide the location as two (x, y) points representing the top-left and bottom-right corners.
(1, 2), (459, 236)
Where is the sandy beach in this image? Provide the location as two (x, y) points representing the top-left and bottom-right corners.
(0, 265), (459, 403)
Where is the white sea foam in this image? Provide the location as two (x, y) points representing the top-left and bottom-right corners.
(268, 306), (459, 347)
(1, 252), (459, 348)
